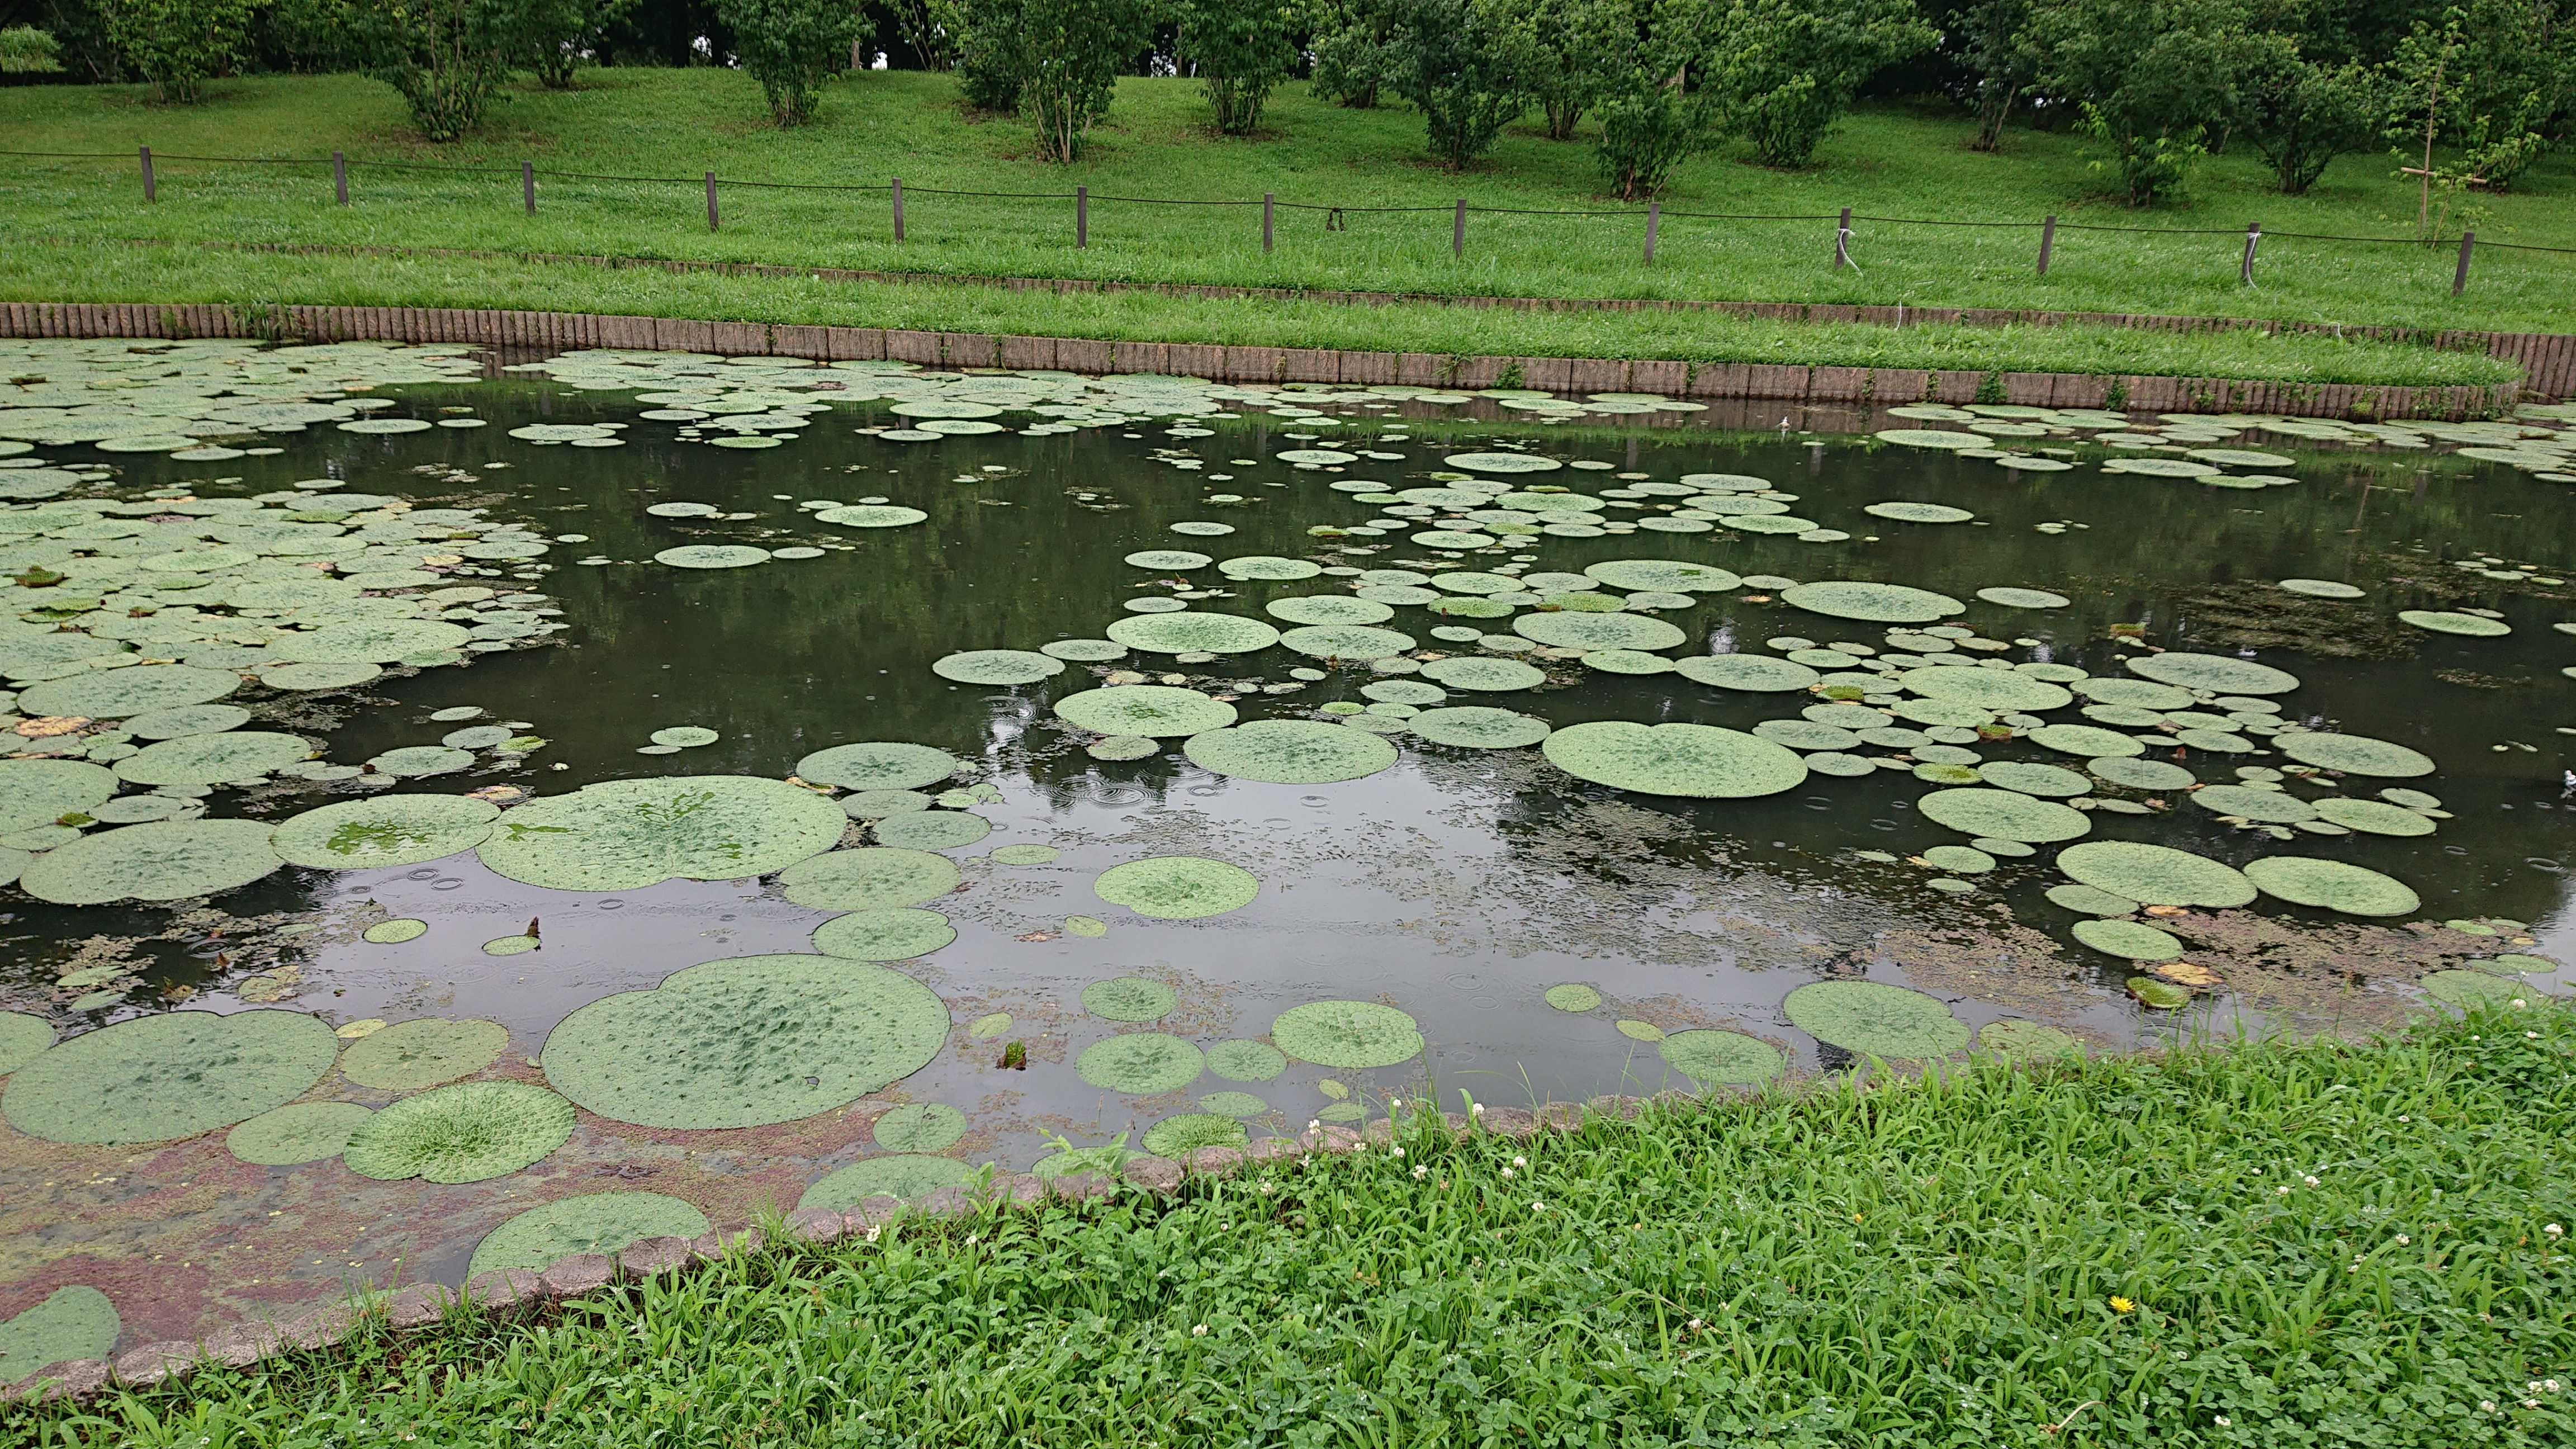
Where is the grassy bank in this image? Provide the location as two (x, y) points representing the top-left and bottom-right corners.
(0, 242), (2523, 389)
(19, 1005), (2574, 1448)
(0, 71), (2569, 337)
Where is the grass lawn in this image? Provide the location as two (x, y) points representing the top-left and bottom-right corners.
(0, 70), (2569, 347)
(17, 1004), (2575, 1447)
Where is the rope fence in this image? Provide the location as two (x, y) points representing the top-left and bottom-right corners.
(7, 144), (2570, 297)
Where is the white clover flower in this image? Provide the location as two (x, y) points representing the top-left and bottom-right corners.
(2397, 1234), (2411, 1246)
(2529, 1031), (2542, 1039)
(1390, 1146), (1404, 1158)
(2512, 1000), (2527, 1009)
(1193, 1324), (1208, 1337)
(2482, 1401), (2498, 1413)
(2304, 1175), (2321, 1187)
(2214, 1415), (2231, 1427)
(1388, 1098), (1401, 1110)
(2277, 1186), (2293, 1196)
(1500, 1166), (1515, 1180)
(1531, 1200), (1545, 1212)
(1412, 1164), (1428, 1180)
(1512, 1155), (1527, 1167)
(2549, 1224), (2565, 1237)
(1309, 1120), (1321, 1131)
(1470, 1103), (1485, 1116)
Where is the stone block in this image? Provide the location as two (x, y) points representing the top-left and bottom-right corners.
(619, 1236), (697, 1281)
(1045, 1171), (1118, 1204)
(111, 1341), (200, 1387)
(842, 1196), (905, 1232)
(1111, 340), (1169, 376)
(1565, 358), (1628, 395)
(1121, 1156), (1184, 1192)
(1627, 359), (1688, 396)
(1339, 351), (1399, 385)
(1280, 348), (1338, 383)
(1057, 338), (1114, 375)
(282, 1301), (358, 1351)
(1220, 345), (1285, 382)
(885, 329), (942, 364)
(1807, 366), (1866, 403)
(773, 324), (830, 359)
(11, 1359), (106, 1404)
(787, 1206), (846, 1243)
(385, 1284), (452, 1330)
(1166, 343), (1223, 380)
(539, 1252), (618, 1299)
(1744, 364), (1812, 400)
(1182, 1146), (1244, 1179)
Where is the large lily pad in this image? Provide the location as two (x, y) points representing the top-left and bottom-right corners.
(1270, 1001), (1424, 1069)
(226, 1100), (373, 1166)
(113, 731), (312, 786)
(1055, 686), (1237, 737)
(798, 1155), (973, 1210)
(271, 794), (501, 869)
(1779, 581), (1964, 624)
(1584, 560), (1741, 593)
(1105, 612), (1281, 655)
(1512, 612), (1685, 652)
(1142, 1112), (1248, 1158)
(0, 1012), (53, 1076)
(1901, 667), (2071, 712)
(2124, 652), (2300, 695)
(16, 664), (239, 720)
(812, 907), (956, 960)
(2, 1008), (336, 1144)
(1206, 1039), (1287, 1081)
(2243, 856), (2421, 917)
(1409, 707), (1550, 749)
(20, 819), (285, 904)
(780, 847), (962, 910)
(1093, 855), (1258, 918)
(931, 650), (1066, 685)
(0, 1287), (118, 1380)
(2277, 733), (2435, 778)
(2070, 918), (2184, 960)
(467, 1191), (712, 1277)
(1418, 656), (1546, 691)
(1542, 721), (1807, 798)
(541, 955), (949, 1129)
(2026, 724), (2146, 759)
(0, 759), (117, 834)
(1075, 1033), (1205, 1093)
(1183, 720), (1399, 784)
(338, 1017), (509, 1090)
(1783, 981), (1968, 1059)
(1267, 595), (1396, 626)
(795, 742), (958, 790)
(1674, 655), (1821, 692)
(1659, 1030), (1784, 1086)
(342, 1082), (575, 1183)
(1277, 624), (1417, 660)
(2057, 841), (2256, 908)
(1083, 977), (1181, 1022)
(269, 619), (473, 664)
(1916, 788), (2091, 844)
(479, 776), (846, 891)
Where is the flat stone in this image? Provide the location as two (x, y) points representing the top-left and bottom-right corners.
(1182, 1145), (1244, 1179)
(1301, 1125), (1364, 1156)
(463, 1267), (546, 1315)
(1585, 1094), (1644, 1120)
(1244, 1138), (1304, 1164)
(1045, 1171), (1117, 1204)
(688, 1226), (765, 1264)
(991, 1171), (1044, 1206)
(201, 1319), (287, 1368)
(539, 1252), (618, 1298)
(1360, 1119), (1396, 1145)
(1538, 1103), (1585, 1133)
(787, 1205), (846, 1243)
(11, 1358), (107, 1403)
(841, 1195), (904, 1232)
(1120, 1154), (1183, 1193)
(112, 1340), (201, 1387)
(384, 1284), (452, 1330)
(1441, 1111), (1474, 1138)
(1480, 1106), (1537, 1140)
(283, 1301), (359, 1351)
(916, 1184), (981, 1218)
(619, 1235), (697, 1280)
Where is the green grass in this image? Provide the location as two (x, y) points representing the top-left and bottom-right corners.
(21, 1004), (2575, 1447)
(0, 70), (2569, 340)
(0, 239), (2522, 389)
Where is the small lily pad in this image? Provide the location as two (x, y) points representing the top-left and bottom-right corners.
(1543, 983), (1602, 1012)
(468, 1192), (711, 1277)
(227, 1100), (373, 1166)
(339, 1017), (509, 1090)
(1659, 1030), (1783, 1085)
(1271, 1001), (1424, 1069)
(1206, 1039), (1288, 1081)
(873, 1102), (968, 1153)
(340, 1081), (575, 1183)
(799, 1155), (974, 1209)
(2057, 841), (2255, 908)
(932, 650), (1067, 686)
(1083, 977), (1180, 1022)
(2070, 918), (2184, 960)
(1142, 1112), (1248, 1157)
(1076, 1033), (1205, 1093)
(1093, 855), (1259, 918)
(1783, 981), (1968, 1059)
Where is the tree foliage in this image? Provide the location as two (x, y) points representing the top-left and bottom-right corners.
(338, 0), (528, 138)
(1710, 0), (1934, 168)
(947, 0), (1149, 161)
(713, 0), (862, 125)
(1380, 0), (1535, 169)
(950, 0), (1024, 111)
(2243, 39), (2381, 192)
(1306, 0), (1402, 107)
(2023, 0), (2264, 204)
(1509, 0), (1630, 140)
(520, 0), (634, 88)
(1590, 0), (1727, 197)
(1175, 0), (1298, 134)
(96, 0), (254, 101)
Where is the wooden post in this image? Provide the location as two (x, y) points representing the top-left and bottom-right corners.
(1644, 199), (1660, 264)
(139, 145), (154, 202)
(523, 161), (535, 215)
(2454, 230), (2475, 296)
(2037, 214), (2056, 275)
(333, 151), (348, 206)
(891, 178), (904, 241)
(1833, 206), (1852, 268)
(1262, 192), (1274, 254)
(1076, 185), (1087, 249)
(705, 173), (718, 231)
(1452, 198), (1465, 258)
(2240, 221), (2260, 285)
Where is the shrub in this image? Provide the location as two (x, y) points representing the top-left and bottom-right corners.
(342, 0), (527, 140)
(1019, 0), (1152, 162)
(1711, 0), (1933, 169)
(714, 0), (865, 125)
(950, 0), (1024, 111)
(1592, 0), (1726, 198)
(2022, 0), (2262, 205)
(1175, 0), (1298, 134)
(0, 22), (64, 73)
(1382, 0), (1535, 170)
(96, 0), (254, 102)
(1306, 0), (1399, 108)
(522, 0), (636, 88)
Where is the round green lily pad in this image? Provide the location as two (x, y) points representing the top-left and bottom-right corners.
(2399, 610), (2511, 637)
(481, 935), (539, 956)
(113, 731), (312, 786)
(2420, 970), (2519, 1008)
(2028, 724), (2146, 759)
(1445, 452), (1562, 473)
(2125, 652), (2299, 695)
(813, 908), (956, 960)
(1418, 656), (1546, 692)
(797, 742), (959, 790)
(467, 1191), (712, 1277)
(226, 1100), (373, 1166)
(1075, 1033), (1205, 1093)
(873, 811), (991, 851)
(125, 704), (253, 740)
(2311, 797), (2436, 836)
(932, 650), (1066, 685)
(1512, 611), (1685, 652)
(780, 847), (962, 910)
(1105, 612), (1280, 655)
(541, 954), (949, 1129)
(1142, 1112), (1248, 1158)
(339, 1017), (509, 1090)
(368, 745), (475, 778)
(1277, 624), (1417, 660)
(1865, 501), (1975, 524)
(0, 759), (117, 835)
(1921, 844), (1996, 873)
(2189, 785), (2318, 823)
(20, 819), (285, 904)
(1783, 981), (1968, 1059)
(17, 664), (240, 720)
(1055, 686), (1237, 737)
(1975, 588), (2070, 609)
(261, 662), (383, 691)
(2090, 757), (2196, 790)
(1543, 983), (1603, 1012)
(1410, 707), (1549, 749)
(1268, 596), (1396, 627)
(1977, 762), (2091, 798)
(0, 1287), (119, 1380)
(481, 776), (847, 892)
(1083, 977), (1180, 1022)
(2129, 976), (2194, 1010)
(0, 1012), (54, 1076)
(1183, 720), (1399, 784)
(1585, 560), (1741, 593)
(1901, 667), (2071, 712)
(1270, 1001), (1424, 1069)
(1200, 1090), (1270, 1116)
(1124, 550), (1211, 570)
(2279, 579), (2364, 599)
(2057, 841), (2255, 908)
(1042, 639), (1126, 662)
(1542, 721), (1807, 799)
(1674, 655), (1820, 692)
(873, 1102), (968, 1153)
(1659, 1030), (1784, 1086)
(270, 619), (473, 664)
(989, 844), (1059, 865)
(1779, 581), (1964, 624)
(2047, 883), (2138, 916)
(1093, 855), (1258, 918)
(1976, 1021), (2082, 1060)
(2276, 733), (2435, 778)
(2242, 856), (2420, 917)
(342, 1082), (574, 1183)
(363, 919), (428, 945)
(2070, 918), (2184, 960)
(655, 545), (770, 569)
(799, 1155), (974, 1210)
(816, 505), (927, 528)
(272, 794), (501, 869)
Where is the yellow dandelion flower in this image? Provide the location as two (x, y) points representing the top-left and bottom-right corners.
(2109, 1296), (2137, 1313)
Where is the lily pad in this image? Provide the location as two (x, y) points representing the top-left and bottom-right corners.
(0, 759), (117, 834)
(1268, 596), (1396, 627)
(272, 794), (501, 869)
(1183, 720), (1399, 784)
(2026, 724), (2145, 759)
(1444, 452), (1562, 473)
(1083, 977), (1180, 1022)
(1512, 612), (1685, 652)
(269, 620), (473, 664)
(2311, 797), (2436, 836)
(1055, 685), (1237, 737)
(873, 811), (992, 851)
(1916, 788), (2089, 844)
(467, 1192), (712, 1277)
(0, 1287), (118, 1380)
(1674, 655), (1820, 692)
(1270, 1001), (1424, 1069)
(541, 954), (949, 1129)
(2046, 883), (2139, 916)
(2125, 652), (2300, 695)
(654, 545), (770, 569)
(2090, 757), (2196, 790)
(1783, 981), (1968, 1059)
(2242, 856), (2420, 917)
(1093, 855), (1259, 918)
(1780, 581), (1964, 624)
(3, 1007), (335, 1144)
(989, 844), (1059, 865)
(1977, 762), (2091, 798)
(480, 776), (846, 891)
(111, 731), (311, 787)
(798, 1155), (973, 1210)
(363, 919), (427, 944)
(2399, 610), (2511, 637)
(1864, 501), (1975, 524)
(1544, 721), (1807, 798)
(2278, 579), (2364, 599)
(1206, 1039), (1287, 1081)
(0, 1012), (53, 1075)
(780, 847), (962, 910)
(1200, 1090), (1270, 1116)
(1075, 1033), (1205, 1093)
(1141, 1112), (1248, 1158)
(1902, 667), (2072, 712)
(125, 704), (253, 740)
(1659, 1030), (1783, 1086)
(1974, 588), (2070, 608)
(797, 742), (958, 790)
(1418, 656), (1546, 692)
(931, 650), (1067, 686)
(20, 819), (285, 904)
(1977, 1021), (2082, 1060)
(2070, 918), (2184, 960)
(1543, 983), (1603, 1012)
(1584, 560), (1741, 593)
(873, 1102), (968, 1153)
(2420, 969), (2520, 1008)
(815, 505), (927, 529)
(226, 1100), (373, 1166)
(813, 907), (956, 960)
(1410, 707), (1550, 749)
(1105, 612), (1281, 655)
(1278, 624), (1417, 660)
(2057, 841), (2255, 908)
(2277, 732), (2435, 778)
(338, 1017), (509, 1090)
(342, 1082), (574, 1183)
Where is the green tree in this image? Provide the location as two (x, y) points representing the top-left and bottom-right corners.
(522, 0), (636, 87)
(2242, 38), (2381, 192)
(951, 0), (1024, 111)
(96, 0), (254, 101)
(892, 0), (956, 69)
(1710, 0), (1933, 168)
(1306, 0), (1400, 107)
(0, 23), (65, 73)
(2386, 6), (2549, 236)
(1018, 0), (1152, 161)
(713, 0), (862, 124)
(340, 0), (529, 139)
(1590, 0), (1727, 197)
(1948, 0), (2035, 150)
(1175, 0), (1298, 133)
(1512, 0), (1629, 139)
(2023, 0), (2264, 204)
(1382, 0), (1535, 169)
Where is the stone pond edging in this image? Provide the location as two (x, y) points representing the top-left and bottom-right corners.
(3, 1101), (1601, 1407)
(0, 301), (2527, 422)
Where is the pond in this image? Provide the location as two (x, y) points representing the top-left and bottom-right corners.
(0, 337), (2571, 1366)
